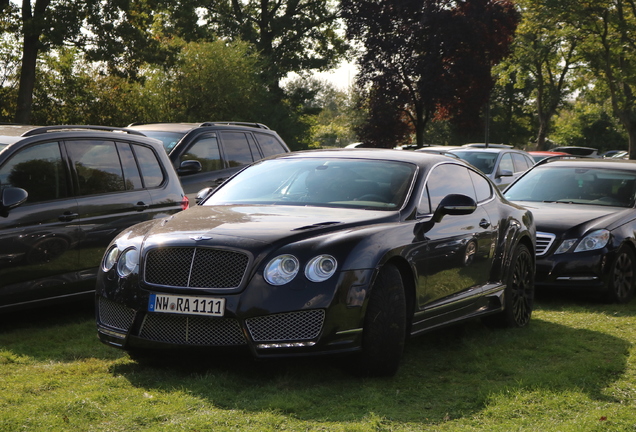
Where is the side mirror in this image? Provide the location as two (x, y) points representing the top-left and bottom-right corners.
(177, 160), (202, 175)
(496, 169), (513, 178)
(195, 187), (214, 204)
(0, 187), (28, 215)
(433, 194), (476, 223)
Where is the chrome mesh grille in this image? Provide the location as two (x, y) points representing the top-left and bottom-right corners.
(246, 310), (325, 342)
(536, 232), (556, 256)
(144, 247), (249, 289)
(98, 297), (135, 332)
(139, 313), (246, 346)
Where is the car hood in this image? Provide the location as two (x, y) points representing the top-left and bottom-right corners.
(136, 205), (397, 248)
(510, 201), (634, 235)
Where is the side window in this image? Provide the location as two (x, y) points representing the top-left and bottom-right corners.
(221, 132), (256, 167)
(424, 164), (475, 211)
(468, 169), (492, 202)
(0, 141), (69, 203)
(66, 140), (126, 196)
(132, 144), (165, 188)
(255, 132), (287, 157)
(181, 134), (223, 173)
(499, 153), (514, 172)
(117, 143), (143, 190)
(512, 153), (531, 173)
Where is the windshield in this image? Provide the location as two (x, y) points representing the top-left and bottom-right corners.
(504, 166), (636, 207)
(451, 151), (497, 174)
(137, 131), (186, 152)
(203, 157), (417, 210)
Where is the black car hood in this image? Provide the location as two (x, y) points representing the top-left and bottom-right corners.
(511, 201), (634, 235)
(140, 204), (396, 247)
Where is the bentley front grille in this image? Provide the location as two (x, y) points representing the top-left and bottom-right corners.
(536, 232), (556, 256)
(139, 313), (247, 346)
(98, 297), (136, 332)
(246, 310), (325, 342)
(143, 247), (249, 289)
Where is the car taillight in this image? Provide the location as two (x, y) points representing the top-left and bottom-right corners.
(181, 196), (189, 210)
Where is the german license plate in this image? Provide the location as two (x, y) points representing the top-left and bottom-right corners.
(148, 293), (225, 317)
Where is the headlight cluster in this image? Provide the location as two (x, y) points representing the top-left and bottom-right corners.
(102, 246), (139, 277)
(264, 254), (337, 286)
(555, 229), (610, 254)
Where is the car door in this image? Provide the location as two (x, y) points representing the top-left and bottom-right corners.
(0, 140), (82, 309)
(411, 163), (498, 327)
(64, 139), (155, 274)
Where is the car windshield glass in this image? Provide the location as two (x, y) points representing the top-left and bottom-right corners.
(451, 151), (497, 174)
(504, 166), (636, 207)
(203, 157), (416, 210)
(137, 131), (186, 152)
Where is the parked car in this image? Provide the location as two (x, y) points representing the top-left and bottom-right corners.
(528, 151), (570, 163)
(96, 149), (535, 376)
(449, 147), (535, 190)
(414, 146), (461, 158)
(126, 122), (291, 200)
(0, 125), (188, 312)
(503, 158), (636, 303)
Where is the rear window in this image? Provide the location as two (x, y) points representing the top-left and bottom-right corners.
(255, 132), (288, 157)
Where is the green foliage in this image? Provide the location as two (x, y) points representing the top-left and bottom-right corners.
(551, 100), (627, 151)
(2, 297), (636, 431)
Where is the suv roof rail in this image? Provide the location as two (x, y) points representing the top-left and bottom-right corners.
(21, 125), (146, 137)
(198, 122), (270, 130)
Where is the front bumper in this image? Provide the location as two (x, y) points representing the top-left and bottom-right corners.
(96, 268), (375, 358)
(535, 247), (613, 292)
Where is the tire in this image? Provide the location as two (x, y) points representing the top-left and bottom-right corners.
(606, 245), (636, 304)
(484, 243), (534, 328)
(352, 264), (406, 377)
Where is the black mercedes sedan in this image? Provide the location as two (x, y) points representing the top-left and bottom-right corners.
(504, 158), (636, 303)
(96, 149), (535, 376)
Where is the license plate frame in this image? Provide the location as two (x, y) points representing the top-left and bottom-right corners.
(148, 293), (225, 317)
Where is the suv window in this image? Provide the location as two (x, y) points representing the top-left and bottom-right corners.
(0, 141), (69, 203)
(132, 143), (165, 188)
(221, 132), (257, 167)
(117, 142), (143, 190)
(255, 132), (287, 157)
(512, 153), (532, 172)
(499, 153), (514, 172)
(67, 140), (127, 195)
(181, 134), (223, 172)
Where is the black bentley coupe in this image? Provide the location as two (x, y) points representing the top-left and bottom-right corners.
(96, 149), (535, 376)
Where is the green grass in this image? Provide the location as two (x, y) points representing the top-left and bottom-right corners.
(1, 295), (635, 431)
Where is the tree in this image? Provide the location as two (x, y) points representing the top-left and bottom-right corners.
(498, 0), (582, 150)
(541, 0), (636, 159)
(341, 0), (519, 148)
(198, 0), (347, 94)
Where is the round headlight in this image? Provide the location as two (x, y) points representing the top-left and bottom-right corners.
(264, 254), (299, 285)
(305, 255), (337, 282)
(102, 246), (119, 271)
(117, 248), (139, 277)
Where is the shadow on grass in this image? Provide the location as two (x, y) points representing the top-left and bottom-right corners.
(107, 315), (630, 424)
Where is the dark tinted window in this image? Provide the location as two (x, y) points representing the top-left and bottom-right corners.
(426, 164), (474, 210)
(255, 132), (287, 157)
(221, 132), (255, 167)
(67, 140), (125, 195)
(181, 135), (223, 173)
(0, 141), (69, 203)
(468, 169), (492, 202)
(133, 144), (165, 188)
(117, 143), (143, 190)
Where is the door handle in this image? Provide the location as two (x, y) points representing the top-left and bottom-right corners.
(479, 219), (491, 229)
(134, 201), (149, 211)
(59, 211), (79, 222)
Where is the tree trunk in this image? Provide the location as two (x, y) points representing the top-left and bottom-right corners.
(14, 33), (39, 124)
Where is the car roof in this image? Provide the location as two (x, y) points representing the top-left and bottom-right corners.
(268, 148), (469, 167)
(450, 147), (527, 154)
(127, 122), (272, 133)
(535, 158), (636, 170)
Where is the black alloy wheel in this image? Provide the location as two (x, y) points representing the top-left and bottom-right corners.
(607, 245), (636, 304)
